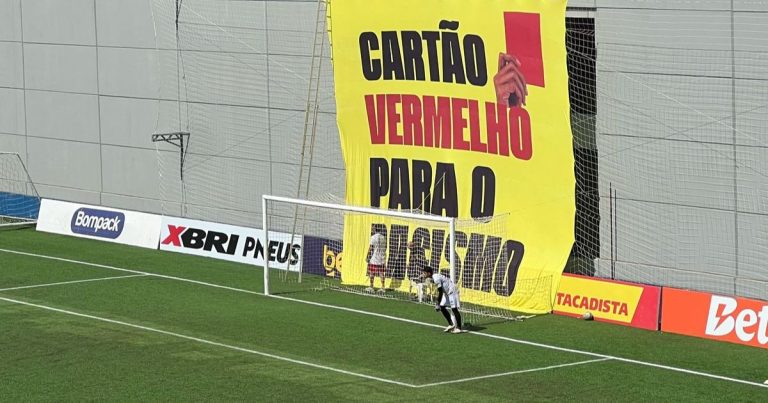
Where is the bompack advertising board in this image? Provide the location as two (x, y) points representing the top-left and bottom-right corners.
(36, 199), (161, 249)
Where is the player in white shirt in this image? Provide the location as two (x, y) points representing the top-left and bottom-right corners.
(421, 266), (465, 334)
(366, 227), (387, 292)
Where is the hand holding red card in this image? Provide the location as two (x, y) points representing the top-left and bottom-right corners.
(494, 52), (527, 107)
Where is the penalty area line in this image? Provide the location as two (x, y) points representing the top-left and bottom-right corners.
(414, 358), (612, 388)
(271, 295), (768, 390)
(0, 295), (417, 388)
(0, 248), (264, 296)
(0, 274), (148, 292)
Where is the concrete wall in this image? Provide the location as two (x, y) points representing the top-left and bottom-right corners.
(592, 0), (768, 299)
(0, 0), (340, 222)
(1, 0), (163, 210)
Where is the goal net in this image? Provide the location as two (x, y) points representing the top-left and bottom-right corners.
(0, 152), (40, 228)
(263, 195), (550, 321)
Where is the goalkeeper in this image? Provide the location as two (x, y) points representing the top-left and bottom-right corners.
(421, 266), (465, 334)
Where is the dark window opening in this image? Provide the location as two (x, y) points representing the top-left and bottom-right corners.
(565, 17), (599, 275)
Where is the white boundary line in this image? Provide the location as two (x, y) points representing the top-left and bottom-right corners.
(0, 294), (603, 388)
(0, 295), (416, 388)
(2, 247), (767, 389)
(271, 295), (768, 390)
(0, 248), (264, 295)
(414, 358), (612, 388)
(0, 274), (147, 292)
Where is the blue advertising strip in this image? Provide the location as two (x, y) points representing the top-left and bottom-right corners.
(0, 191), (40, 219)
(302, 235), (343, 279)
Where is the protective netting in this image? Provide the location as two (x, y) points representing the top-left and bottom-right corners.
(151, 0), (339, 226)
(567, 10), (768, 301)
(151, 1), (768, 306)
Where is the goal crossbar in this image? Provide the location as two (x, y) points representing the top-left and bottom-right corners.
(262, 195), (457, 296)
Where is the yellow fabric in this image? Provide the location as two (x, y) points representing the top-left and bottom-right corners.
(328, 0), (573, 313)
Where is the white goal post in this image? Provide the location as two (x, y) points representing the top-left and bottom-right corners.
(261, 195), (456, 296)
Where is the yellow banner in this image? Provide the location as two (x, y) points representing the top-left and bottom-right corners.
(328, 0), (574, 313)
(554, 275), (643, 323)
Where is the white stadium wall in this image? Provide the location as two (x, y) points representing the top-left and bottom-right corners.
(591, 0), (768, 300)
(1, 0), (768, 300)
(0, 0), (343, 219)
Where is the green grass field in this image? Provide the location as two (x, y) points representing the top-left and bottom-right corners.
(1, 228), (767, 401)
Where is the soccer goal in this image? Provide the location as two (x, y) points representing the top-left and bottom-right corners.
(262, 195), (545, 321)
(0, 152), (40, 229)
(262, 194), (456, 292)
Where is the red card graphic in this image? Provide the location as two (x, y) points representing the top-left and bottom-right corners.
(504, 12), (545, 87)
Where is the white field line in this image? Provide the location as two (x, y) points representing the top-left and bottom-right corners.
(0, 295), (608, 389)
(0, 248), (264, 295)
(271, 296), (768, 390)
(0, 295), (416, 388)
(0, 274), (147, 292)
(2, 248), (767, 390)
(414, 358), (612, 388)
